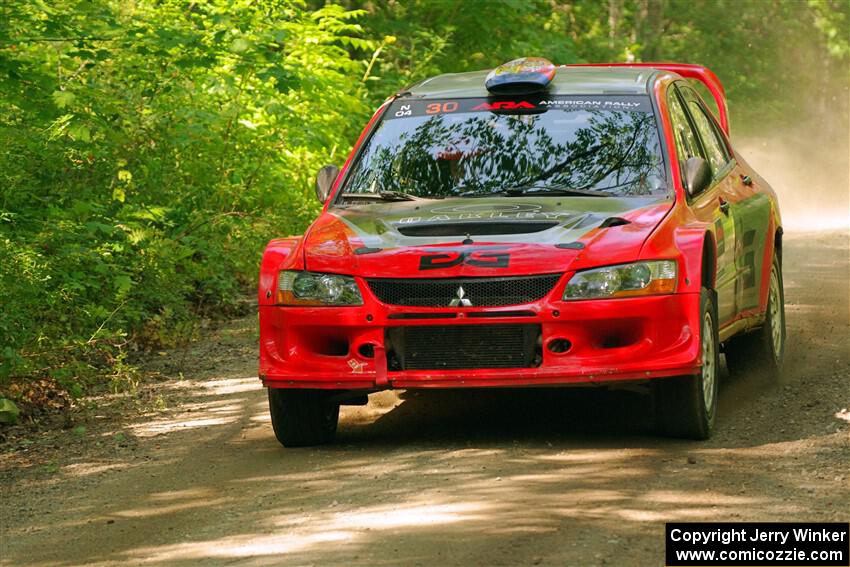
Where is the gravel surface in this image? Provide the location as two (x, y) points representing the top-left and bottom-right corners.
(1, 231), (848, 566)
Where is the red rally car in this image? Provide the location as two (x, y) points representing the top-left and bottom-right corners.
(258, 58), (786, 446)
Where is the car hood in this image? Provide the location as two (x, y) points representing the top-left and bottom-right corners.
(304, 196), (672, 278)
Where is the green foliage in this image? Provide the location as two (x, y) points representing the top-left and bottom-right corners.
(1, 0), (374, 394)
(349, 0), (581, 87)
(0, 398), (20, 424)
(350, 0), (848, 132)
(0, 0), (846, 400)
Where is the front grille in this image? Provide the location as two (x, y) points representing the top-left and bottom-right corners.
(386, 324), (541, 370)
(367, 274), (561, 307)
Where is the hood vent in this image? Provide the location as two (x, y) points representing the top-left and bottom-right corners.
(599, 216), (631, 228)
(397, 221), (558, 237)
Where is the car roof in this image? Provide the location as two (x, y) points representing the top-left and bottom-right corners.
(404, 65), (657, 99)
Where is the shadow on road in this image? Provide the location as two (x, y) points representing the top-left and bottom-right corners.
(341, 387), (657, 445)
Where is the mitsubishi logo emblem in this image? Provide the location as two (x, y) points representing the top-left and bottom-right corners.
(449, 285), (473, 307)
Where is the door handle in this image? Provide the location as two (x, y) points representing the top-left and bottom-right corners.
(719, 197), (730, 214)
(740, 174), (753, 186)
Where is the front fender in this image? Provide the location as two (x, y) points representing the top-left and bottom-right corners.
(673, 226), (715, 293)
(640, 202), (715, 295)
(258, 237), (305, 306)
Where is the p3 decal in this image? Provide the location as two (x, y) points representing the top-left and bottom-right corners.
(419, 248), (510, 270)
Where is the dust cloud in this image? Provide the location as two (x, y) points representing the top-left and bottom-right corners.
(736, 127), (849, 232)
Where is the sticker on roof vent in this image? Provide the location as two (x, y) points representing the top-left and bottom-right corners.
(485, 57), (556, 94)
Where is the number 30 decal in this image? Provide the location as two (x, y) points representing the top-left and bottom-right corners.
(425, 102), (459, 114)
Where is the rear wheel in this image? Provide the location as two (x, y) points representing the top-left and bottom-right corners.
(724, 256), (785, 377)
(268, 388), (339, 447)
(653, 288), (719, 440)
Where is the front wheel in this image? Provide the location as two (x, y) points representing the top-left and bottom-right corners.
(724, 255), (786, 377)
(268, 388), (340, 447)
(653, 288), (719, 440)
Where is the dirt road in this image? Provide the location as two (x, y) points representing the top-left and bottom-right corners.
(2, 231), (848, 566)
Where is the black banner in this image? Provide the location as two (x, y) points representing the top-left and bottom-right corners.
(384, 95), (652, 120)
(666, 522), (849, 566)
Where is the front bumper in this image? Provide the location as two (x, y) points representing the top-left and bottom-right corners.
(259, 288), (703, 390)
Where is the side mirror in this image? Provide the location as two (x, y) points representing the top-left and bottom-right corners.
(684, 156), (712, 196)
(315, 165), (340, 203)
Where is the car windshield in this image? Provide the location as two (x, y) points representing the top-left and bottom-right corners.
(340, 95), (668, 200)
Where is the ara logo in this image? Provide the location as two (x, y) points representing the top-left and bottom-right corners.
(449, 286), (473, 307)
(419, 248), (510, 270)
(471, 101), (536, 111)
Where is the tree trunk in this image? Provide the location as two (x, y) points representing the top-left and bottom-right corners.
(608, 0), (624, 49)
(639, 0), (666, 61)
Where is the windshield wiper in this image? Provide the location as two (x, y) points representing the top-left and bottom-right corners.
(504, 187), (611, 198)
(461, 187), (610, 198)
(378, 190), (423, 201)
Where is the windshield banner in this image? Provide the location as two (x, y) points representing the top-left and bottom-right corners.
(386, 95), (652, 120)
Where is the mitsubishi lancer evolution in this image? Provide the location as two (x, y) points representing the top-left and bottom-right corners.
(258, 58), (785, 446)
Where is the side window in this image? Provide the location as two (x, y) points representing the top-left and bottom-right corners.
(667, 89), (702, 177)
(681, 87), (730, 177)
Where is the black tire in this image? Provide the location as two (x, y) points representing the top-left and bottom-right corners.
(653, 288), (720, 440)
(724, 255), (786, 377)
(268, 388), (339, 447)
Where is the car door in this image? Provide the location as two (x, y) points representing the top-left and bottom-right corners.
(678, 85), (769, 316)
(667, 84), (738, 325)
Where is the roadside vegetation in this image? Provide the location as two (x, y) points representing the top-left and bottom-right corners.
(1, 0), (847, 420)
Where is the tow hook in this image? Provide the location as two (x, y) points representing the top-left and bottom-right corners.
(373, 344), (389, 389)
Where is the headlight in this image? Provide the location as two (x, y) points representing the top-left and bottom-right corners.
(277, 271), (363, 306)
(563, 260), (677, 300)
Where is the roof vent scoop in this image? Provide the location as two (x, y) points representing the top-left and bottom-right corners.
(485, 57), (556, 95)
